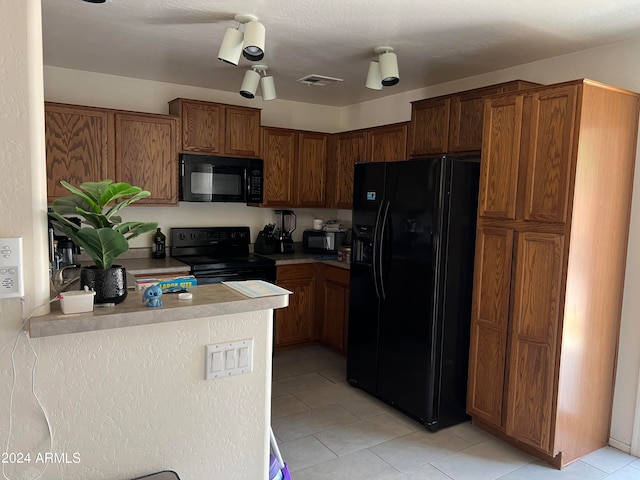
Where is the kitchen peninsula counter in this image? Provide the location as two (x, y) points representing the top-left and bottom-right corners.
(30, 283), (289, 338)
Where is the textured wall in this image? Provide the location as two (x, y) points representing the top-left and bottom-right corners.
(0, 3), (271, 479)
(5, 310), (272, 480)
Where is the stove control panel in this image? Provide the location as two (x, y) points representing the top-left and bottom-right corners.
(171, 227), (251, 251)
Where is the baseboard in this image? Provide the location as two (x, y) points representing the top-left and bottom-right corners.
(608, 437), (631, 454)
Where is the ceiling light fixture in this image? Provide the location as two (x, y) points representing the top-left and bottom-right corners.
(366, 46), (399, 90)
(257, 66), (277, 101)
(240, 65), (276, 100)
(218, 14), (265, 65)
(365, 61), (382, 90)
(242, 20), (266, 62)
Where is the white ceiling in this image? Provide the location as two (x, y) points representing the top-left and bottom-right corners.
(41, 0), (640, 107)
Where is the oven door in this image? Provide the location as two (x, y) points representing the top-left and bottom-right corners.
(194, 266), (276, 285)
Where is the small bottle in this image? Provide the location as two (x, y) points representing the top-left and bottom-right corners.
(152, 227), (166, 259)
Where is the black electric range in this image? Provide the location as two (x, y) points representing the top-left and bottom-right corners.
(170, 227), (276, 284)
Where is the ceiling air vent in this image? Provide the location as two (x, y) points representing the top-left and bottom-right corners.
(296, 74), (344, 87)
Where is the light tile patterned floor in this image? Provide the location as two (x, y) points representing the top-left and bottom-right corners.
(271, 345), (640, 480)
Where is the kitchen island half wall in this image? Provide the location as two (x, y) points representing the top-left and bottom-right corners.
(14, 285), (287, 480)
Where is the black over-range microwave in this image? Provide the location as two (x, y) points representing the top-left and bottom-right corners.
(179, 154), (263, 204)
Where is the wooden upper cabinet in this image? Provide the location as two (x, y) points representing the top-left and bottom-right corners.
(261, 127), (297, 207)
(449, 86), (505, 153)
(168, 98), (260, 157)
(410, 80), (540, 158)
(408, 97), (451, 156)
(224, 106), (261, 157)
(45, 103), (114, 203)
(329, 130), (367, 209)
(114, 112), (179, 204)
(467, 226), (514, 428)
(297, 132), (328, 207)
(365, 123), (408, 162)
(506, 232), (564, 451)
(478, 94), (524, 220)
(522, 85), (578, 224)
(169, 99), (222, 154)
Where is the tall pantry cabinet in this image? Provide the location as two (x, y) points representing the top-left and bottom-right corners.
(467, 79), (640, 468)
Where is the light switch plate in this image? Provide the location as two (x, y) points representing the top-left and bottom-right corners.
(0, 237), (24, 298)
(205, 339), (253, 380)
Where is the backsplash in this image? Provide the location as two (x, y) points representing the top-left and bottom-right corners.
(119, 202), (352, 249)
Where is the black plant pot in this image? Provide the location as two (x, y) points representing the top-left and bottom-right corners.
(80, 265), (128, 304)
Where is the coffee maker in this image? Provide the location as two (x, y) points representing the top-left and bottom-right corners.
(48, 209), (81, 274)
(274, 210), (296, 254)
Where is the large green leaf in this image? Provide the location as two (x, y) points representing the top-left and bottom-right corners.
(59, 181), (102, 212)
(74, 227), (129, 269)
(104, 190), (151, 220)
(98, 182), (143, 206)
(115, 221), (158, 240)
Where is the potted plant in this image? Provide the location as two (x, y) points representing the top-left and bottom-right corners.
(48, 179), (158, 304)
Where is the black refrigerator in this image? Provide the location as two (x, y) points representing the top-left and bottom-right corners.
(347, 156), (479, 431)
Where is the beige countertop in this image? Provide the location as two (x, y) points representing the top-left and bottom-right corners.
(30, 283), (289, 339)
(256, 251), (350, 270)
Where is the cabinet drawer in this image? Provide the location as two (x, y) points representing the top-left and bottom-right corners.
(276, 263), (315, 281)
(324, 265), (349, 285)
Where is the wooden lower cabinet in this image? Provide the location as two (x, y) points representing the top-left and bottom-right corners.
(316, 264), (350, 354)
(275, 264), (315, 347)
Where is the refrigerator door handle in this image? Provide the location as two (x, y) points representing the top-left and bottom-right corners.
(378, 200), (391, 300)
(372, 202), (384, 299)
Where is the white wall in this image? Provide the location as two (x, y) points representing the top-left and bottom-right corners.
(38, 30), (640, 455)
(18, 310), (272, 480)
(0, 4), (274, 480)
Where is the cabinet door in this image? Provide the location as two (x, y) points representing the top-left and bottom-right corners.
(276, 264), (315, 346)
(45, 103), (114, 203)
(408, 97), (450, 156)
(478, 94), (524, 220)
(329, 131), (367, 209)
(176, 100), (223, 154)
(449, 86), (503, 153)
(297, 132), (328, 207)
(114, 113), (178, 204)
(224, 106), (261, 157)
(505, 232), (565, 452)
(320, 266), (350, 353)
(467, 225), (514, 428)
(523, 85), (578, 223)
(365, 123), (408, 162)
(261, 127), (297, 207)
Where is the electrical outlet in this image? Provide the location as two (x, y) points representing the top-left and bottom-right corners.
(0, 237), (24, 299)
(205, 339), (254, 380)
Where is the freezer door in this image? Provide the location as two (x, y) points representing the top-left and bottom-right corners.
(375, 158), (443, 423)
(347, 162), (386, 393)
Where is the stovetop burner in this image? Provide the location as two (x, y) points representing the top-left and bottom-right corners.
(170, 227), (275, 275)
(176, 253), (275, 271)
